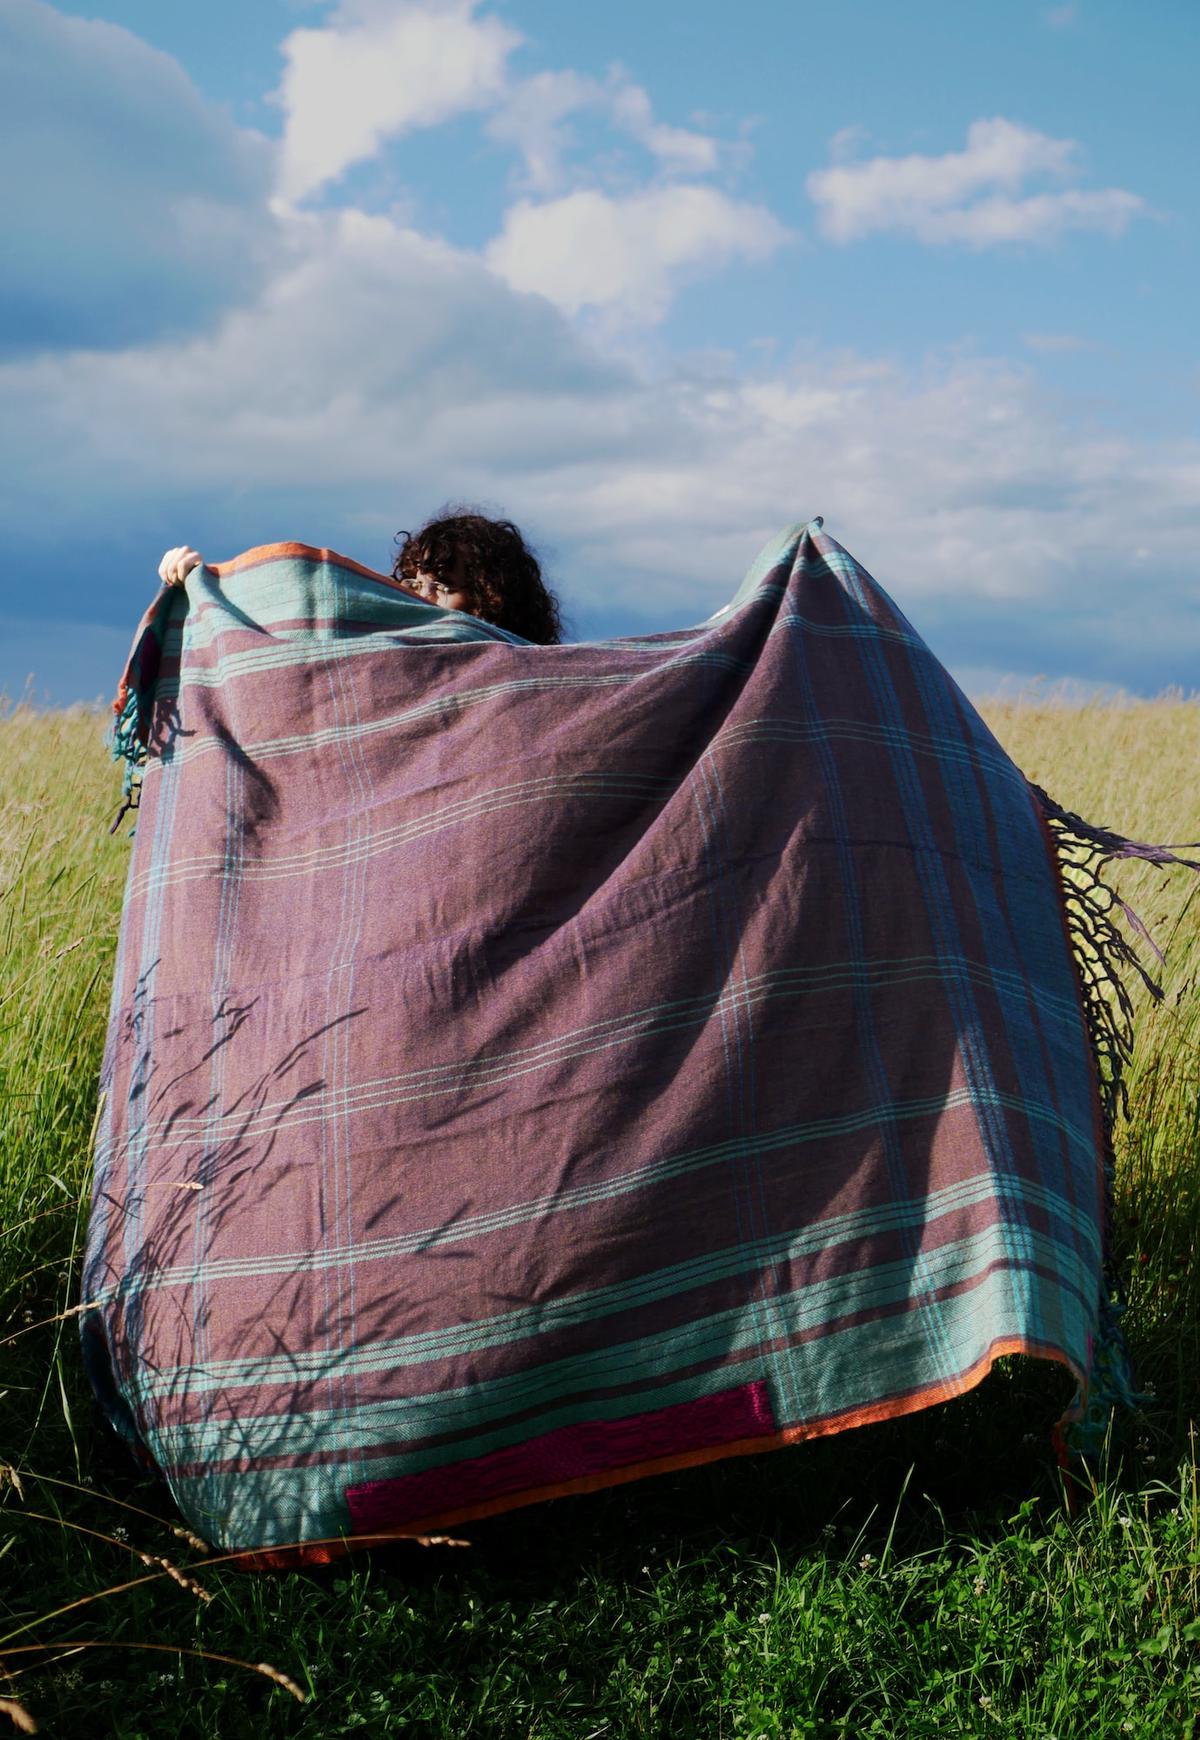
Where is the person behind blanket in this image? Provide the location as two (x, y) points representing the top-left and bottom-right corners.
(158, 508), (565, 645)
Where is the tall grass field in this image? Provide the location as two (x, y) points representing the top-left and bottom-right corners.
(2, 697), (1198, 1738)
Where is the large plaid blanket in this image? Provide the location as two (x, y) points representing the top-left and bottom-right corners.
(83, 520), (1114, 1557)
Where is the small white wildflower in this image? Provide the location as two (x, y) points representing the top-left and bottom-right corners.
(858, 1553), (876, 1570)
(973, 1575), (986, 1596)
(112, 1525), (128, 1543)
(674, 1656), (682, 1665)
(821, 1523), (836, 1541)
(1117, 1513), (1133, 1530)
(641, 1565), (650, 1575)
(757, 1612), (770, 1625)
(978, 1693), (993, 1710)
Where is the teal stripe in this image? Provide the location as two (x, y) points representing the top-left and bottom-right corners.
(717, 716), (1024, 790)
(142, 1207), (1097, 1406)
(158, 626), (746, 696)
(777, 537), (961, 1390)
(173, 1254), (1088, 1549)
(105, 972), (1088, 1158)
(149, 642), (748, 774)
(769, 611), (926, 650)
(96, 1117), (1098, 1304)
(165, 673), (643, 765)
(93, 958), (1088, 1165)
(125, 769), (672, 900)
(820, 531), (1041, 1344)
(186, 562), (522, 644)
(152, 1228), (1092, 1479)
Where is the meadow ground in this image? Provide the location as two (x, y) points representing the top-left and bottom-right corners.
(1, 696), (1197, 1739)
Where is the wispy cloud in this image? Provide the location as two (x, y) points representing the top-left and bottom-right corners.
(1022, 332), (1097, 353)
(485, 67), (598, 195)
(806, 117), (1145, 248)
(487, 64), (721, 195)
(608, 76), (719, 176)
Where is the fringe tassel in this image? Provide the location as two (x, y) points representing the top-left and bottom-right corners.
(107, 687), (146, 834)
(1030, 782), (1200, 1456)
(105, 582), (182, 836)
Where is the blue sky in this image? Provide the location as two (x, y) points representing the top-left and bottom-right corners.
(2, 0), (1196, 703)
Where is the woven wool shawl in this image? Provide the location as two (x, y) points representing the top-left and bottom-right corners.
(83, 520), (1129, 1558)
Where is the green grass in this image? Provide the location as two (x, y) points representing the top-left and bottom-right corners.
(1, 699), (1198, 1738)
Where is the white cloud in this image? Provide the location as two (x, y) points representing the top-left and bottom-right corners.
(274, 0), (729, 208)
(269, 2), (755, 340)
(0, 205), (634, 552)
(274, 0), (519, 203)
(485, 185), (789, 324)
(923, 188), (1143, 247)
(0, 0), (277, 354)
(806, 117), (1146, 248)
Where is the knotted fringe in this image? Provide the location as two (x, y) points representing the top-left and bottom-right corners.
(108, 686), (145, 834)
(106, 585), (177, 834)
(1030, 781), (1200, 1458)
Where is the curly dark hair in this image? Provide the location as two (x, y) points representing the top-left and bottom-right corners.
(391, 508), (564, 645)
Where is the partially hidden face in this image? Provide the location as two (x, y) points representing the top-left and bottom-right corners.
(403, 558), (476, 616)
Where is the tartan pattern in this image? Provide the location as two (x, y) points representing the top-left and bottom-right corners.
(82, 522), (1104, 1552)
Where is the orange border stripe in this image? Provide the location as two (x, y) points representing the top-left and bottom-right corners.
(234, 1336), (1081, 1571)
(209, 542), (416, 595)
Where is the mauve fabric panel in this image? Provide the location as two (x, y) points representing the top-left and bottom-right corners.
(82, 522), (1105, 1550)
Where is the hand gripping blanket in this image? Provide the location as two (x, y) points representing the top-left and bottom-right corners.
(82, 520), (1189, 1563)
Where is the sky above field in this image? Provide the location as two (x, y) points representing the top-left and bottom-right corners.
(2, 0), (1197, 703)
